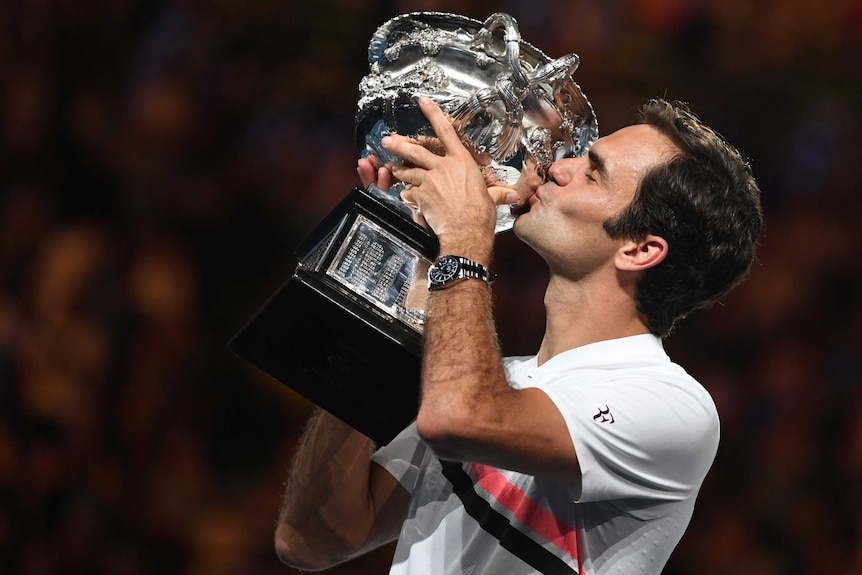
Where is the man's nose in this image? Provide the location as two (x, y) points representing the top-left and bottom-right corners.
(546, 155), (581, 185)
(546, 160), (565, 184)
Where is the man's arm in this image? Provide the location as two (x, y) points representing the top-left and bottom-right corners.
(382, 97), (580, 482)
(418, 273), (581, 482)
(274, 409), (409, 571)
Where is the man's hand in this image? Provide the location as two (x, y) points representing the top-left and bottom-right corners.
(380, 97), (500, 260)
(357, 99), (538, 223)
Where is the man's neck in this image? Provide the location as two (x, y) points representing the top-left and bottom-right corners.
(537, 273), (651, 365)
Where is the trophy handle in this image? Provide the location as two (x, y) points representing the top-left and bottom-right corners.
(451, 13), (530, 160)
(453, 13), (585, 161)
(480, 13), (530, 93)
(483, 13), (529, 159)
(481, 13), (581, 91)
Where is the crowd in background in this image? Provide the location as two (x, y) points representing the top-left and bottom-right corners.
(1, 0), (861, 573)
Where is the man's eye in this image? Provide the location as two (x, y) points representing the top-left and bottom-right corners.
(585, 170), (596, 182)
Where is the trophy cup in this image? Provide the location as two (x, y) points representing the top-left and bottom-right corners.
(228, 12), (598, 443)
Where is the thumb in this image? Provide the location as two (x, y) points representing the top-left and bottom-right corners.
(487, 185), (520, 206)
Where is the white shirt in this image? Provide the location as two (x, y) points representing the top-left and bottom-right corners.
(372, 334), (720, 574)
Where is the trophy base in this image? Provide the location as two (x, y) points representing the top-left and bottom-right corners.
(229, 187), (438, 444)
(228, 275), (422, 444)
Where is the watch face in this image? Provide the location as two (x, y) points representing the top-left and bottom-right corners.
(430, 255), (459, 283)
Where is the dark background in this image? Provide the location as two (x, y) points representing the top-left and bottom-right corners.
(1, 0), (861, 573)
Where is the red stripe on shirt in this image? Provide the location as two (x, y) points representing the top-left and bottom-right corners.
(470, 462), (581, 568)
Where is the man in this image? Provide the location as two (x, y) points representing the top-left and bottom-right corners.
(274, 95), (762, 574)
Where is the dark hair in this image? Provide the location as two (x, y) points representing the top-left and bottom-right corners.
(603, 98), (763, 337)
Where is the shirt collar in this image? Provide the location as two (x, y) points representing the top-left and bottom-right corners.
(536, 334), (669, 372)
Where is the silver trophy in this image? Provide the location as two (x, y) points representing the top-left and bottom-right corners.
(229, 12), (598, 443)
(357, 11), (598, 232)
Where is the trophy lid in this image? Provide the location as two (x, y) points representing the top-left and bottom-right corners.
(356, 12), (598, 176)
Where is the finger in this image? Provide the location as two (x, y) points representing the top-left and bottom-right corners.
(414, 135), (445, 156)
(357, 158), (377, 189)
(382, 135), (437, 169)
(487, 184), (521, 206)
(417, 96), (464, 155)
(377, 166), (394, 191)
(390, 163), (421, 187)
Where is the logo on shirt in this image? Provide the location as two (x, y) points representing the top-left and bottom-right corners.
(592, 405), (615, 424)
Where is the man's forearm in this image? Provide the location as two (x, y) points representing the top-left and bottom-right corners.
(416, 277), (512, 448)
(275, 409), (379, 570)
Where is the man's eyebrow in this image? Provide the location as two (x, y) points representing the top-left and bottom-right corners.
(588, 149), (609, 178)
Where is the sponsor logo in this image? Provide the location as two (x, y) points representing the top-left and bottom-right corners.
(592, 405), (614, 424)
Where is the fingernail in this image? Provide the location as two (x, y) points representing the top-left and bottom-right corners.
(505, 192), (518, 204)
(381, 136), (392, 146)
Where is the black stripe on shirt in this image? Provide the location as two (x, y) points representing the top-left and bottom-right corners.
(440, 460), (578, 575)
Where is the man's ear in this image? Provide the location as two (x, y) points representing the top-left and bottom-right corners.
(615, 235), (668, 271)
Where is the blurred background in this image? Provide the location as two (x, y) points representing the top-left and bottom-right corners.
(1, 0), (861, 573)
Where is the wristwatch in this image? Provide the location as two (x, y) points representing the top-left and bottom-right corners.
(427, 255), (497, 290)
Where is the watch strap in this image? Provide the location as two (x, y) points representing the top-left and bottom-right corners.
(455, 257), (496, 283)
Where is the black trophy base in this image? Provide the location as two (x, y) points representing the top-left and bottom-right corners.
(229, 187), (438, 445)
(228, 276), (421, 444)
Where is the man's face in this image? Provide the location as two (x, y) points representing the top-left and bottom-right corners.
(513, 124), (675, 278)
